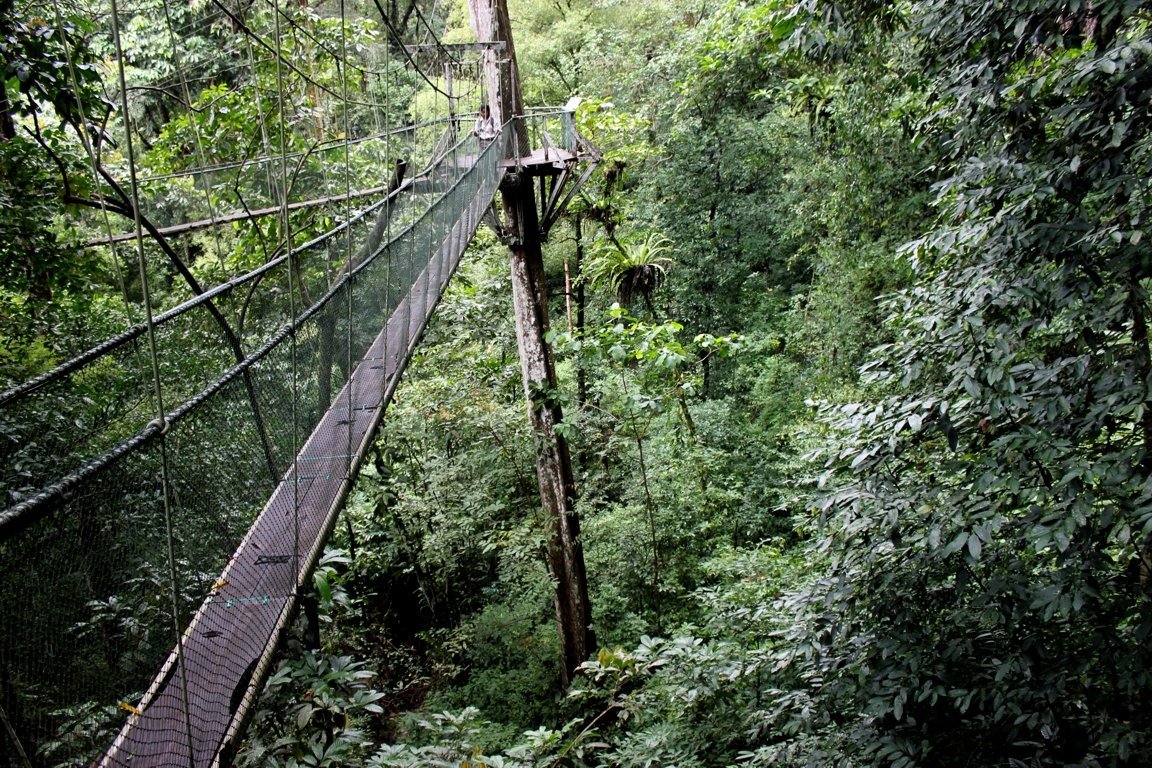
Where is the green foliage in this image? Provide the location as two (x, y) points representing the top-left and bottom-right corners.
(373, 1), (1152, 765)
(512, 0), (689, 108)
(327, 244), (572, 738)
(0, 131), (103, 338)
(312, 539), (805, 768)
(0, 4), (113, 378)
(757, 2), (1152, 766)
(580, 233), (672, 311)
(367, 706), (568, 768)
(422, 600), (562, 744)
(238, 549), (384, 768)
(553, 304), (739, 405)
(0, 7), (108, 131)
(574, 98), (658, 172)
(239, 650), (384, 768)
(23, 0), (1152, 764)
(37, 700), (125, 768)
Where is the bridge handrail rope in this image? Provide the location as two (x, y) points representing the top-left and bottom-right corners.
(0, 1), (554, 762)
(520, 108), (580, 154)
(84, 180), (405, 247)
(0, 188), (394, 407)
(0, 117), (476, 410)
(133, 117), (463, 186)
(369, 0), (456, 99)
(260, 0), (398, 78)
(99, 117), (509, 768)
(0, 122), (508, 535)
(0, 122), (508, 765)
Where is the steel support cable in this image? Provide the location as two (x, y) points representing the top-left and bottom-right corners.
(84, 179), (406, 246)
(132, 119), (443, 185)
(268, 0), (304, 603)
(258, 0), (396, 78)
(107, 0), (198, 763)
(416, 0), (437, 48)
(207, 0), (384, 109)
(123, 58), (267, 111)
(105, 3), (229, 42)
(371, 0), (453, 98)
(160, 0), (227, 271)
(368, 53), (388, 168)
(0, 128), (486, 537)
(1, 174), (422, 411)
(363, 14), (393, 247)
(143, 55), (275, 93)
(339, 0), (356, 492)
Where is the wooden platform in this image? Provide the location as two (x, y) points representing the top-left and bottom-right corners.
(98, 170), (501, 768)
(448, 147), (577, 175)
(500, 147), (576, 174)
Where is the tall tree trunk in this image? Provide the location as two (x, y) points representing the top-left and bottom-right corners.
(468, 0), (595, 685)
(503, 172), (594, 683)
(575, 213), (587, 409)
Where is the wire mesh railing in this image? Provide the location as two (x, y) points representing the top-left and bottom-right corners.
(519, 107), (580, 157)
(0, 116), (472, 527)
(0, 125), (506, 768)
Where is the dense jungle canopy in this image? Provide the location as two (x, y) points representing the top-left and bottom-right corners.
(3, 0), (1152, 766)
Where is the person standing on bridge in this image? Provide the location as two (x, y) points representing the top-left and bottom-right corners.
(473, 105), (498, 150)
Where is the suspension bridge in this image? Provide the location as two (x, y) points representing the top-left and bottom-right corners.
(0, 1), (596, 764)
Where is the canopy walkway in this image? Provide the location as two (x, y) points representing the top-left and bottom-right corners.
(99, 128), (505, 768)
(0, 103), (591, 765)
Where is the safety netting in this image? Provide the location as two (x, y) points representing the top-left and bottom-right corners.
(0, 121), (506, 767)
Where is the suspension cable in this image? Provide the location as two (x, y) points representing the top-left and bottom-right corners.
(259, 0), (395, 77)
(411, 0), (460, 65)
(108, 0), (197, 762)
(339, 0), (355, 484)
(268, 0), (302, 591)
(371, 0), (453, 98)
(161, 0), (227, 270)
(134, 121), (434, 185)
(208, 0), (384, 108)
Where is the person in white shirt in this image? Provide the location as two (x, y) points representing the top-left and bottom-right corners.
(473, 105), (497, 149)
